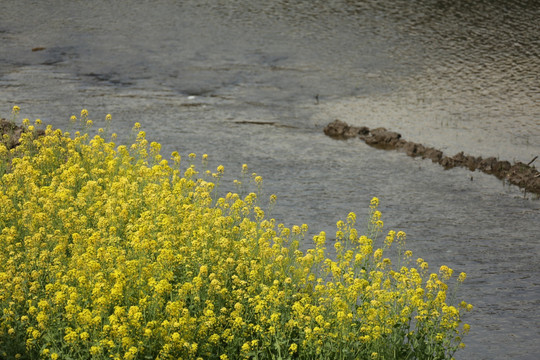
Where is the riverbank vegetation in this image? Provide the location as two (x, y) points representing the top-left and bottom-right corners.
(0, 108), (471, 359)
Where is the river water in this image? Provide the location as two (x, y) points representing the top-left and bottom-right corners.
(1, 1), (539, 359)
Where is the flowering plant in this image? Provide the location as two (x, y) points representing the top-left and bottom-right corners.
(0, 109), (471, 359)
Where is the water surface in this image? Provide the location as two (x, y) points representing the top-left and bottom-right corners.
(1, 1), (539, 359)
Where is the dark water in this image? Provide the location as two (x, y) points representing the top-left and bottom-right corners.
(1, 1), (539, 359)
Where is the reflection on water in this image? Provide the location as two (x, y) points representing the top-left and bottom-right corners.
(1, 1), (539, 359)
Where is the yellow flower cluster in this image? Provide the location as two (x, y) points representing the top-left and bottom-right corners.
(0, 111), (471, 359)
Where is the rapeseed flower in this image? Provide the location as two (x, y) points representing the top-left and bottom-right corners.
(0, 111), (471, 359)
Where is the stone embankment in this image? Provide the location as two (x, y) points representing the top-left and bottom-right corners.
(324, 119), (540, 196)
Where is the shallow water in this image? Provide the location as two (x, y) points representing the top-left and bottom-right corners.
(1, 1), (539, 359)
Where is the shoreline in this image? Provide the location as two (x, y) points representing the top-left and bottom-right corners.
(324, 119), (540, 196)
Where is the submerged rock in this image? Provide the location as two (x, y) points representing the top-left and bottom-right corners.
(422, 148), (444, 163)
(324, 119), (369, 139)
(361, 127), (402, 149)
(323, 120), (540, 196)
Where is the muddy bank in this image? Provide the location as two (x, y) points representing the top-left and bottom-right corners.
(324, 119), (540, 196)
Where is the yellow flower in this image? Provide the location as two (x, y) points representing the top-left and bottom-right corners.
(90, 346), (102, 355)
(81, 109), (89, 117)
(12, 105), (21, 113)
(289, 343), (298, 354)
(439, 265), (453, 279)
(0, 116), (472, 359)
(124, 346), (138, 360)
